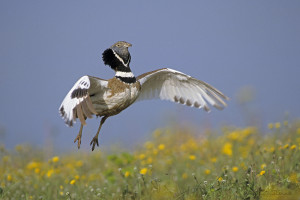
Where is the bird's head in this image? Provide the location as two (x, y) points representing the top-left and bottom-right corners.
(102, 41), (132, 71)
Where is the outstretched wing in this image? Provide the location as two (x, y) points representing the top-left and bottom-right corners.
(136, 68), (229, 112)
(59, 75), (108, 126)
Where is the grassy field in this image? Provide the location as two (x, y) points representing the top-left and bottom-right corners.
(1, 121), (300, 200)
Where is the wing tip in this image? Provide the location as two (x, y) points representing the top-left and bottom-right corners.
(213, 104), (225, 110)
(174, 96), (228, 113)
(59, 105), (76, 127)
(59, 105), (65, 116)
(186, 99), (192, 107)
(203, 105), (211, 112)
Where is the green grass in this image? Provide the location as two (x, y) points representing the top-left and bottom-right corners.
(1, 121), (300, 199)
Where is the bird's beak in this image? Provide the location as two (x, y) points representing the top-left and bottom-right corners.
(125, 43), (132, 48)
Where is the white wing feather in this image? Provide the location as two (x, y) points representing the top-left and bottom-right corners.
(136, 68), (229, 111)
(59, 75), (108, 126)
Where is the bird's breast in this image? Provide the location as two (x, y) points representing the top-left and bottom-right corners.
(93, 78), (141, 116)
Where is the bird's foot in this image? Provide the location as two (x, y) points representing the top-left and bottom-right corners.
(90, 136), (99, 151)
(74, 134), (82, 149)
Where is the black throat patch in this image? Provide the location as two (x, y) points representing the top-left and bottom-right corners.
(102, 48), (136, 84)
(102, 48), (131, 72)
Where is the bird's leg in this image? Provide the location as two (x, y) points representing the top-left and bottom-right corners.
(74, 124), (84, 149)
(90, 116), (108, 151)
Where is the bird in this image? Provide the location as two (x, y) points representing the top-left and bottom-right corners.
(59, 41), (229, 151)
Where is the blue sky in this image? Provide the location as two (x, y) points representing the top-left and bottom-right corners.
(1, 1), (300, 151)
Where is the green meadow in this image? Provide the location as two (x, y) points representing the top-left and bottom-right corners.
(1, 121), (300, 199)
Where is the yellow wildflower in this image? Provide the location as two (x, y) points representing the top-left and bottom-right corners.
(139, 154), (146, 160)
(75, 175), (80, 180)
(182, 173), (188, 179)
(275, 122), (281, 129)
(268, 123), (273, 129)
(34, 168), (40, 174)
(232, 166), (239, 172)
(70, 179), (76, 185)
(290, 145), (297, 150)
(158, 144), (165, 150)
(146, 157), (153, 164)
(52, 156), (59, 163)
(242, 127), (253, 137)
(27, 161), (40, 170)
(186, 139), (198, 150)
(205, 169), (211, 175)
(15, 145), (23, 152)
(75, 160), (83, 167)
(222, 142), (233, 156)
(269, 147), (275, 153)
(140, 168), (148, 175)
(60, 185), (64, 190)
(189, 155), (196, 160)
(240, 162), (247, 170)
(289, 173), (298, 183)
(210, 157), (217, 163)
(7, 174), (12, 181)
(124, 171), (130, 178)
(259, 170), (266, 176)
(59, 191), (64, 196)
(47, 169), (54, 178)
(283, 144), (289, 149)
(218, 177), (223, 181)
(261, 164), (267, 169)
(227, 131), (239, 141)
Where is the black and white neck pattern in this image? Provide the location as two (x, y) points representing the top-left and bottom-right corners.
(115, 71), (136, 84)
(102, 48), (136, 84)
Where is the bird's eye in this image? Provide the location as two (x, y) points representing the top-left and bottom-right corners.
(116, 44), (120, 47)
